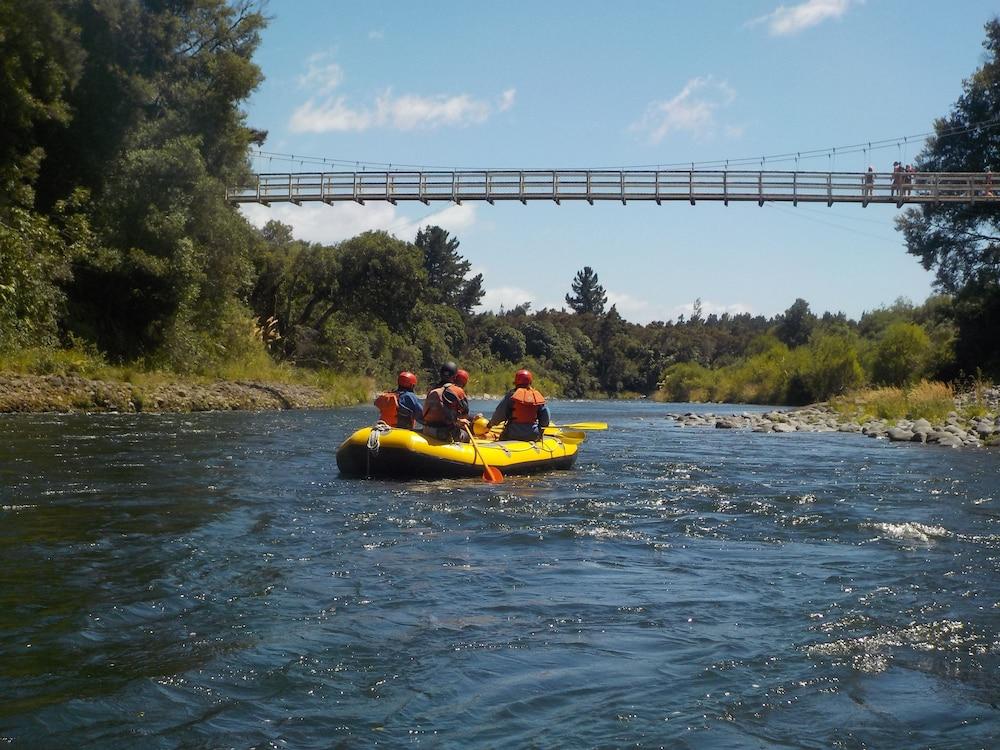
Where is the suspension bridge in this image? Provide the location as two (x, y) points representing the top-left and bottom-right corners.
(227, 169), (998, 208)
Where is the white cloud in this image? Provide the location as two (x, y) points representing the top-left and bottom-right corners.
(630, 76), (736, 144)
(368, 29), (384, 40)
(289, 57), (516, 133)
(297, 53), (344, 95)
(748, 0), (854, 36)
(498, 88), (517, 112)
(604, 291), (754, 324)
(290, 97), (376, 133)
(377, 90), (492, 130)
(606, 290), (654, 319)
(239, 201), (476, 245)
(478, 286), (536, 313)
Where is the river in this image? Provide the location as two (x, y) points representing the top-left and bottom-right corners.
(1, 400), (998, 748)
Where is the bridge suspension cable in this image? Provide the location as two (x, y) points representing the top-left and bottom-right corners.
(247, 116), (1000, 173)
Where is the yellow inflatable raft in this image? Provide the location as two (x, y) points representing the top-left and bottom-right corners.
(336, 426), (580, 479)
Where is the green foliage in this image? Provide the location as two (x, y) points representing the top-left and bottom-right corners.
(489, 325), (527, 362)
(565, 266), (607, 315)
(803, 332), (864, 400)
(414, 225), (484, 314)
(871, 322), (932, 386)
(773, 298), (816, 348)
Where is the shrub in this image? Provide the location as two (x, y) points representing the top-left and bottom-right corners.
(871, 322), (931, 386)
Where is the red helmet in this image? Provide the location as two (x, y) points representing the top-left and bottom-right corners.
(454, 369), (469, 387)
(514, 369), (532, 387)
(397, 371), (417, 389)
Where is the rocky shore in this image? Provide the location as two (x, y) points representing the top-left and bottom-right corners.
(0, 374), (336, 414)
(668, 389), (1000, 449)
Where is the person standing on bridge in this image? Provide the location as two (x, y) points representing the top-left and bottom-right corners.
(864, 166), (875, 198)
(891, 162), (903, 197)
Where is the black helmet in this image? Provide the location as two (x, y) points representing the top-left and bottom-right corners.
(439, 361), (457, 380)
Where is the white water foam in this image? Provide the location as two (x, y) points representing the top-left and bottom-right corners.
(867, 521), (952, 544)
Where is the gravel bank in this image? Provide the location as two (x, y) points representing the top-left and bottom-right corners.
(0, 374), (335, 413)
(668, 388), (1000, 449)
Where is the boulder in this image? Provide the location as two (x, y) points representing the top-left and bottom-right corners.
(888, 427), (914, 442)
(772, 423), (796, 433)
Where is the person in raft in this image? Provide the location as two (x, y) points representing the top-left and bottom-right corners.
(422, 362), (471, 442)
(374, 371), (424, 429)
(487, 368), (551, 441)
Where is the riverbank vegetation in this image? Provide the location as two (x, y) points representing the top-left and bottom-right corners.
(1, 2), (998, 411)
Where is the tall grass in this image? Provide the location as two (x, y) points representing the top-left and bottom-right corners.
(829, 380), (955, 422)
(0, 342), (372, 407)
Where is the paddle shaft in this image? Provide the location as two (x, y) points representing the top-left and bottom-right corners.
(464, 425), (503, 483)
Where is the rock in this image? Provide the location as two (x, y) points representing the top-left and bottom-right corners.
(976, 423), (996, 437)
(912, 418), (932, 432)
(937, 433), (962, 448)
(715, 419), (738, 429)
(772, 423), (796, 433)
(838, 423), (861, 432)
(910, 431), (928, 443)
(888, 427), (914, 442)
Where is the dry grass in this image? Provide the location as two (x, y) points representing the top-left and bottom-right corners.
(830, 380), (955, 423)
(0, 344), (372, 407)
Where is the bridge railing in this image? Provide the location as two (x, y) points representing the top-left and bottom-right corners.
(227, 169), (998, 206)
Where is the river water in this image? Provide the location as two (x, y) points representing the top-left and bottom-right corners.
(1, 400), (998, 748)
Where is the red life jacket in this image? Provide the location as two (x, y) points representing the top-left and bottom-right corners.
(511, 386), (545, 424)
(423, 384), (467, 425)
(375, 391), (400, 425)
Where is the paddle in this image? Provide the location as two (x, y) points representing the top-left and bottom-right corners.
(555, 422), (608, 430)
(543, 427), (586, 444)
(464, 424), (503, 483)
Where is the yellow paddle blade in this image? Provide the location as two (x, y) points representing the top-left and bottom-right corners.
(556, 422), (608, 431)
(544, 428), (586, 444)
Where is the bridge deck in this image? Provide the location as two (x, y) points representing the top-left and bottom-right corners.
(227, 170), (1000, 207)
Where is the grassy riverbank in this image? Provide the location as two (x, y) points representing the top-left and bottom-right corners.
(827, 380), (998, 423)
(0, 345), (371, 413)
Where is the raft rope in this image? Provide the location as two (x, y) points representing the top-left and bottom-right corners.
(365, 422), (392, 478)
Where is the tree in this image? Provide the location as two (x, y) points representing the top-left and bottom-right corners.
(774, 298), (816, 348)
(414, 225), (484, 314)
(33, 0), (268, 362)
(335, 231), (428, 331)
(565, 266), (607, 315)
(871, 322), (932, 386)
(895, 18), (1000, 293)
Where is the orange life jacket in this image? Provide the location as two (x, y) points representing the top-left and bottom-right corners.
(511, 386), (545, 424)
(423, 384), (467, 425)
(375, 390), (400, 425)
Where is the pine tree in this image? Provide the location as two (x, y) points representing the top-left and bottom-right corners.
(565, 266), (607, 315)
(414, 225), (484, 315)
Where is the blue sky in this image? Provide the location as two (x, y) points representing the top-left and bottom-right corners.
(239, 0), (998, 322)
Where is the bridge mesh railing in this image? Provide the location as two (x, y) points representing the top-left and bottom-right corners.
(228, 170), (997, 205)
